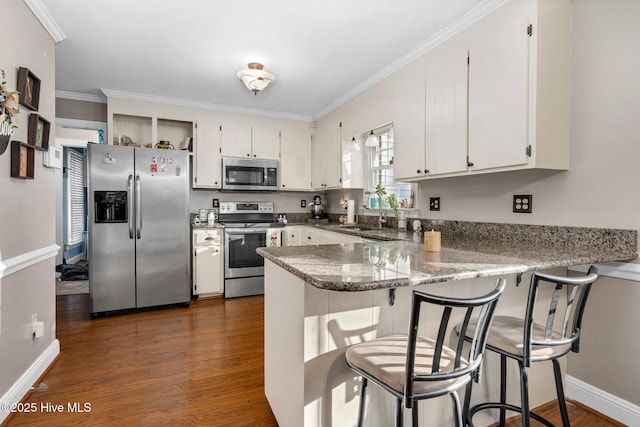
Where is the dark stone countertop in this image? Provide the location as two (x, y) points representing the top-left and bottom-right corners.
(257, 226), (638, 291)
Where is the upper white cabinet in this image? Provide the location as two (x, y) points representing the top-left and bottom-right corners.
(192, 121), (221, 189)
(393, 64), (426, 181)
(424, 38), (469, 176)
(280, 129), (312, 191)
(220, 124), (280, 160)
(312, 120), (342, 189)
(393, 0), (570, 181)
(466, 0), (531, 171)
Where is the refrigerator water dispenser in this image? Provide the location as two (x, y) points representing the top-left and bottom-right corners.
(94, 191), (128, 223)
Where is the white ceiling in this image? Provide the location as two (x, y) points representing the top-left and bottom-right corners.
(40, 0), (505, 120)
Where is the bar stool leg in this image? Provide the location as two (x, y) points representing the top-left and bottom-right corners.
(462, 380), (473, 426)
(451, 391), (463, 427)
(412, 403), (419, 427)
(357, 377), (368, 427)
(395, 397), (404, 427)
(500, 355), (507, 426)
(518, 360), (531, 427)
(552, 358), (571, 427)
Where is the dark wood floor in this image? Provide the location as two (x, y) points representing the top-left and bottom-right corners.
(5, 294), (619, 426)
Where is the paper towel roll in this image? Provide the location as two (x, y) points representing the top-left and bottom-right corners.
(347, 200), (355, 223)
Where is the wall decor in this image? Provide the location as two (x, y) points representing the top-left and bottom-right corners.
(28, 114), (50, 150)
(10, 140), (35, 179)
(0, 68), (20, 155)
(17, 67), (41, 111)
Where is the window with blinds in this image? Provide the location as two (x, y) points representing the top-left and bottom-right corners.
(66, 149), (85, 246)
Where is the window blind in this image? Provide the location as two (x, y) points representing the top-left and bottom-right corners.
(66, 149), (85, 246)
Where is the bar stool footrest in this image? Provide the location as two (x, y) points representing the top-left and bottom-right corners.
(467, 402), (555, 427)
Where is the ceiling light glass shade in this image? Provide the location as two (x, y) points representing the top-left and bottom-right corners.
(347, 136), (360, 151)
(237, 63), (275, 94)
(365, 130), (378, 147)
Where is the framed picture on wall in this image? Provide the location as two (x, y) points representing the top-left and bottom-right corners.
(28, 114), (50, 151)
(17, 67), (41, 111)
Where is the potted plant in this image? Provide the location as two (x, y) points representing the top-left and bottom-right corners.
(0, 69), (20, 155)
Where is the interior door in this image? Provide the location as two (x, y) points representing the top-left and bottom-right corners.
(134, 148), (190, 308)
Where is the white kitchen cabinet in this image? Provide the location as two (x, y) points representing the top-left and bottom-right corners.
(466, 0), (531, 171)
(392, 0), (570, 181)
(220, 123), (280, 160)
(283, 227), (300, 246)
(280, 129), (312, 191)
(192, 121), (222, 188)
(393, 66), (427, 181)
(424, 38), (469, 175)
(312, 120), (342, 189)
(294, 226), (364, 246)
(110, 114), (194, 150)
(192, 228), (223, 297)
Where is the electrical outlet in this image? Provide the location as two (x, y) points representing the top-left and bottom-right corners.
(513, 194), (532, 213)
(301, 199), (306, 208)
(429, 197), (440, 211)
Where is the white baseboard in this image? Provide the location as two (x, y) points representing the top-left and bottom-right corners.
(566, 375), (640, 427)
(0, 339), (60, 424)
(65, 253), (83, 265)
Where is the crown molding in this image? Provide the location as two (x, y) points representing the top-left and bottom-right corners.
(23, 0), (66, 43)
(100, 89), (314, 122)
(56, 90), (107, 104)
(313, 0), (510, 120)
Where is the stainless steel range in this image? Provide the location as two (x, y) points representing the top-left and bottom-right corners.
(219, 201), (284, 298)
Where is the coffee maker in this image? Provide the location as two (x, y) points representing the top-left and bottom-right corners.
(310, 195), (324, 219)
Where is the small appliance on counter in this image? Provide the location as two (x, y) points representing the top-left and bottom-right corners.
(310, 195), (327, 219)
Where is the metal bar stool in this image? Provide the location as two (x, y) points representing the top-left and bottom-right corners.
(462, 266), (599, 427)
(345, 279), (506, 427)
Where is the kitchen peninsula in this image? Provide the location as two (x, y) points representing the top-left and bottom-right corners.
(257, 225), (636, 427)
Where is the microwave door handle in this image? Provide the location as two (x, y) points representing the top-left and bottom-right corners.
(135, 175), (142, 239)
(128, 174), (134, 239)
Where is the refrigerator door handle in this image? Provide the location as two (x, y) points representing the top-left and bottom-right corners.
(135, 175), (142, 239)
(128, 174), (134, 239)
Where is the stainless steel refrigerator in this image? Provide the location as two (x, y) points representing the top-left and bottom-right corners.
(87, 144), (190, 316)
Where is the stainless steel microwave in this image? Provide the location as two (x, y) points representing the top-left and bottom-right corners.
(221, 157), (279, 191)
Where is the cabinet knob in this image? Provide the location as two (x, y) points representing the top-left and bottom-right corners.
(291, 234), (295, 238)
(247, 153), (250, 157)
(416, 169), (422, 174)
(253, 154), (257, 157)
(282, 184), (285, 188)
(424, 169), (429, 174)
(467, 161), (474, 167)
(307, 236), (312, 240)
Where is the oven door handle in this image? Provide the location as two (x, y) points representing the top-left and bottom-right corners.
(225, 229), (268, 235)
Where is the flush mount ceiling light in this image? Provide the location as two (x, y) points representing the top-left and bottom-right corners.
(365, 130), (378, 147)
(237, 63), (275, 95)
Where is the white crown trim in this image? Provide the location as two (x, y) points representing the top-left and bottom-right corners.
(56, 90), (107, 104)
(100, 89), (314, 122)
(313, 0), (510, 119)
(23, 0), (66, 43)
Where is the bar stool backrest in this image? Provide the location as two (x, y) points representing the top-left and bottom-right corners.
(405, 278), (505, 407)
(523, 266), (599, 366)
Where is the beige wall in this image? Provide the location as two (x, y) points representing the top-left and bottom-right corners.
(0, 0), (57, 406)
(56, 98), (106, 122)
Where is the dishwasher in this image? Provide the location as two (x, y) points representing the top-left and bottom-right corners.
(192, 228), (223, 298)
